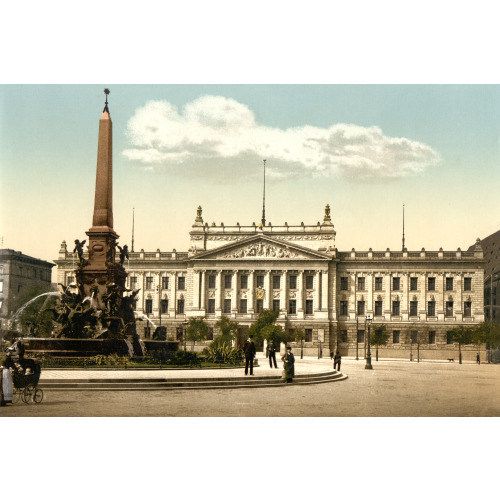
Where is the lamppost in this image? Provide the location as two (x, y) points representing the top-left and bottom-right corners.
(183, 319), (188, 351)
(365, 314), (373, 370)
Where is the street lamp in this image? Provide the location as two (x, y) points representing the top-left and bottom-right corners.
(183, 319), (189, 351)
(365, 314), (373, 370)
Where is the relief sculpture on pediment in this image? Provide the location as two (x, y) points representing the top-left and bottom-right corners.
(222, 242), (299, 259)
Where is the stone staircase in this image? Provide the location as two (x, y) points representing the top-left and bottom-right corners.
(39, 370), (347, 391)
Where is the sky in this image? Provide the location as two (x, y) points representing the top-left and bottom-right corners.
(1, 84), (500, 263)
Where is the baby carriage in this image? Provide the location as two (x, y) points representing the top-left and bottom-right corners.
(12, 360), (43, 404)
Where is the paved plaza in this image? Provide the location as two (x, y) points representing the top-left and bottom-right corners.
(3, 356), (500, 417)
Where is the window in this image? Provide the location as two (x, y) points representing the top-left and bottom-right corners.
(410, 277), (418, 291)
(429, 331), (436, 344)
(223, 299), (231, 314)
(240, 275), (248, 289)
(177, 299), (184, 314)
(339, 330), (348, 343)
(392, 301), (400, 316)
(357, 330), (365, 343)
(375, 277), (383, 291)
(447, 331), (454, 344)
(208, 275), (216, 289)
(410, 301), (418, 317)
(66, 275), (73, 286)
(161, 276), (169, 289)
(289, 300), (296, 314)
(256, 299), (263, 313)
(393, 277), (400, 291)
(411, 331), (418, 344)
(0, 299), (3, 312)
(161, 299), (168, 314)
(357, 277), (365, 290)
(393, 331), (400, 343)
(178, 276), (185, 290)
(289, 275), (297, 289)
(375, 301), (382, 316)
(428, 301), (436, 317)
(18, 285), (22, 293)
(305, 299), (313, 315)
(340, 300), (348, 316)
(464, 278), (472, 291)
(305, 329), (313, 342)
(256, 275), (264, 288)
(340, 277), (348, 291)
(446, 277), (453, 291)
(306, 275), (314, 290)
(357, 300), (365, 316)
(273, 275), (281, 289)
(288, 329), (296, 341)
(176, 327), (183, 341)
(428, 277), (436, 291)
(207, 328), (214, 341)
(446, 301), (454, 317)
(145, 299), (153, 314)
(464, 301), (471, 317)
(240, 299), (247, 313)
(207, 299), (215, 314)
(273, 299), (280, 311)
(130, 276), (137, 289)
(224, 275), (232, 289)
(146, 276), (154, 289)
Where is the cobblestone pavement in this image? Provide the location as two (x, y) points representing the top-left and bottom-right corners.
(3, 357), (500, 417)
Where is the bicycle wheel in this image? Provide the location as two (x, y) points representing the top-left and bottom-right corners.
(22, 385), (35, 404)
(12, 388), (22, 404)
(33, 388), (44, 404)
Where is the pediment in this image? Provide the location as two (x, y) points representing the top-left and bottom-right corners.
(190, 235), (330, 261)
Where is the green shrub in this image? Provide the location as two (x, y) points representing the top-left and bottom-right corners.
(205, 340), (243, 365)
(167, 350), (200, 365)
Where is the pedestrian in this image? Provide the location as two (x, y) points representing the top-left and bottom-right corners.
(243, 335), (256, 376)
(476, 353), (480, 365)
(281, 346), (295, 383)
(0, 354), (14, 406)
(334, 350), (341, 371)
(330, 351), (334, 360)
(267, 341), (278, 368)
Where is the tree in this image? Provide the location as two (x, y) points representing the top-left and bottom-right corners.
(448, 325), (474, 364)
(370, 324), (389, 361)
(294, 327), (305, 359)
(186, 317), (209, 351)
(249, 309), (290, 347)
(470, 325), (486, 360)
(475, 322), (500, 362)
(215, 315), (239, 344)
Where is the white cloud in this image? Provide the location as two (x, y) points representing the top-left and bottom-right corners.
(123, 95), (440, 180)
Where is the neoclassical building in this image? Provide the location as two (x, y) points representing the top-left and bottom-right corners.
(55, 205), (485, 360)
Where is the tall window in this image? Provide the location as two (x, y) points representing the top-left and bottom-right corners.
(305, 275), (314, 290)
(273, 275), (281, 289)
(207, 299), (215, 314)
(429, 331), (436, 344)
(176, 327), (183, 341)
(340, 300), (348, 316)
(240, 299), (247, 313)
(146, 276), (154, 289)
(305, 329), (313, 342)
(339, 330), (348, 343)
(289, 300), (296, 314)
(256, 275), (264, 288)
(207, 328), (214, 341)
(464, 301), (472, 317)
(224, 275), (232, 289)
(357, 277), (365, 290)
(340, 277), (348, 291)
(393, 277), (400, 291)
(464, 277), (472, 291)
(446, 301), (454, 317)
(392, 300), (400, 316)
(428, 301), (436, 317)
(305, 300), (313, 314)
(446, 277), (454, 291)
(393, 331), (400, 343)
(66, 275), (74, 286)
(289, 275), (297, 289)
(223, 299), (231, 314)
(375, 301), (382, 316)
(410, 277), (418, 291)
(178, 276), (185, 290)
(240, 275), (248, 289)
(411, 331), (418, 344)
(273, 299), (280, 311)
(357, 300), (365, 316)
(447, 331), (454, 344)
(428, 277), (436, 291)
(256, 299), (263, 313)
(145, 299), (153, 314)
(375, 277), (383, 291)
(161, 299), (168, 314)
(357, 330), (365, 343)
(410, 301), (418, 317)
(161, 276), (169, 289)
(208, 275), (216, 289)
(177, 299), (184, 314)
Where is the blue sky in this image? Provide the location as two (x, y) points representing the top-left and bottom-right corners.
(1, 84), (500, 263)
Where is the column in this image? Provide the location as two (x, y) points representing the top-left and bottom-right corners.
(232, 270), (238, 312)
(215, 270), (222, 313)
(314, 270), (321, 312)
(321, 270), (328, 312)
(200, 270), (206, 311)
(248, 270), (255, 314)
(192, 270), (200, 312)
(281, 270), (287, 312)
(265, 271), (271, 309)
(169, 271), (177, 316)
(297, 270), (304, 314)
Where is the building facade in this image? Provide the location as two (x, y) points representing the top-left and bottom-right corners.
(55, 206), (485, 360)
(0, 249), (54, 328)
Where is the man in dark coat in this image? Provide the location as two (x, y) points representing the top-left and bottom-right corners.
(243, 335), (256, 375)
(267, 341), (278, 368)
(334, 350), (341, 371)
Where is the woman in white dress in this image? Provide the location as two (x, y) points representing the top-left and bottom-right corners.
(0, 354), (14, 406)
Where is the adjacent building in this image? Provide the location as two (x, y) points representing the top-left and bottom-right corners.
(55, 206), (485, 361)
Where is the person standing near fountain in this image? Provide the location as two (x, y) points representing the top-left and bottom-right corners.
(243, 335), (256, 376)
(0, 354), (14, 406)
